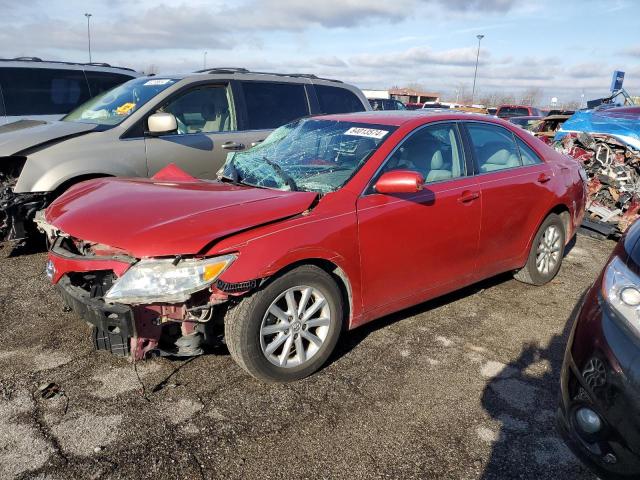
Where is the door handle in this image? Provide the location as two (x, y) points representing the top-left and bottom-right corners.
(221, 141), (246, 151)
(537, 173), (552, 183)
(458, 191), (480, 203)
(250, 139), (265, 147)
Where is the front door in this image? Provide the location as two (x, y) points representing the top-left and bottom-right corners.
(144, 83), (264, 179)
(356, 122), (482, 318)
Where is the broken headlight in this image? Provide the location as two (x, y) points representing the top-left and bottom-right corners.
(104, 254), (236, 304)
(602, 256), (640, 336)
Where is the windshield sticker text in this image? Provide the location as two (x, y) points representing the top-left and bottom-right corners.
(344, 127), (388, 139)
(143, 79), (174, 86)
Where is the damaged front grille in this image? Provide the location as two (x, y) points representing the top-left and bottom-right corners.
(67, 270), (116, 298)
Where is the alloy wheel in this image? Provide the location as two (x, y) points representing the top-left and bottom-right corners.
(536, 224), (562, 275)
(260, 286), (331, 368)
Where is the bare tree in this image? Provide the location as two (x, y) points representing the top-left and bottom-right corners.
(144, 64), (159, 75)
(520, 87), (543, 106)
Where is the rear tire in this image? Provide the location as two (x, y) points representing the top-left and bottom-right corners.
(514, 213), (565, 286)
(224, 265), (343, 382)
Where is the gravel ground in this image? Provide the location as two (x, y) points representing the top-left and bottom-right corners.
(0, 234), (614, 480)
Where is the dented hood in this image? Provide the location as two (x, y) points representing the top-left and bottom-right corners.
(45, 177), (318, 258)
(0, 120), (97, 156)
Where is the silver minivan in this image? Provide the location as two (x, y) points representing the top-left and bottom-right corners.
(0, 68), (370, 241)
(0, 57), (139, 124)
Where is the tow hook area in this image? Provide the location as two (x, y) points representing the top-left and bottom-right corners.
(0, 187), (49, 242)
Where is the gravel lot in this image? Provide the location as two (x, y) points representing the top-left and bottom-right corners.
(0, 234), (614, 480)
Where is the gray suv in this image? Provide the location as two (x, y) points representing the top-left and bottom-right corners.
(0, 68), (370, 241)
(0, 57), (138, 124)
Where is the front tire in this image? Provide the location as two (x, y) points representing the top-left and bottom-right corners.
(224, 265), (343, 382)
(514, 213), (565, 285)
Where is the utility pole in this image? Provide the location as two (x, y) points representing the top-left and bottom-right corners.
(471, 34), (484, 105)
(84, 13), (92, 63)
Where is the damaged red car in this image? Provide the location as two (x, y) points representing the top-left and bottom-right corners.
(42, 111), (586, 382)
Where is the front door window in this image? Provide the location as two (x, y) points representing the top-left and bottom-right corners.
(161, 86), (234, 134)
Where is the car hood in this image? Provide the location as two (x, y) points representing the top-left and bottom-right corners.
(0, 120), (97, 156)
(45, 177), (318, 258)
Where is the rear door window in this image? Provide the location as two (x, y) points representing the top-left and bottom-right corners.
(466, 123), (522, 173)
(515, 136), (543, 165)
(315, 85), (365, 114)
(241, 81), (309, 130)
(85, 71), (134, 97)
(0, 67), (91, 116)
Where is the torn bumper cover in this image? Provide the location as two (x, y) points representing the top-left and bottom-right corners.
(0, 156), (48, 242)
(47, 236), (254, 360)
(554, 107), (640, 236)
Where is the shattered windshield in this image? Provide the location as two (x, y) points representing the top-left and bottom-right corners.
(62, 77), (178, 126)
(219, 119), (395, 193)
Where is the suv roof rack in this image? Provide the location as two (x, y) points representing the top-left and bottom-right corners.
(0, 57), (136, 72)
(194, 67), (343, 83)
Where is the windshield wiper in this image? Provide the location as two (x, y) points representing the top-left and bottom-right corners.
(263, 156), (298, 191)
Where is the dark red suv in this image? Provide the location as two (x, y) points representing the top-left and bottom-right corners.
(496, 104), (543, 119)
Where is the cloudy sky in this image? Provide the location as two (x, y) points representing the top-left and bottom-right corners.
(2, 0), (639, 104)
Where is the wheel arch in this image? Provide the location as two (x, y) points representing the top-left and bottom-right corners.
(518, 202), (571, 270)
(52, 173), (114, 198)
(262, 258), (354, 330)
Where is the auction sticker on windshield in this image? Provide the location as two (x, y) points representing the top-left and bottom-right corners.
(344, 127), (389, 139)
(144, 79), (174, 86)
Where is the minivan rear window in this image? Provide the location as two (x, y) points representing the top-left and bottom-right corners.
(241, 81), (310, 130)
(0, 67), (91, 116)
(316, 85), (365, 114)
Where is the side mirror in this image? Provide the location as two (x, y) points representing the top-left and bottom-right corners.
(146, 112), (178, 136)
(374, 170), (425, 194)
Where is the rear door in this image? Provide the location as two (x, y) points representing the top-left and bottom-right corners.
(462, 121), (556, 278)
(356, 122), (481, 317)
(235, 80), (311, 147)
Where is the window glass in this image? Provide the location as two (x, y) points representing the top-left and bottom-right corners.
(220, 119), (394, 194)
(64, 77), (176, 126)
(467, 123), (521, 173)
(516, 136), (542, 165)
(316, 85), (365, 114)
(162, 86), (233, 134)
(241, 81), (309, 130)
(394, 100), (406, 110)
(382, 123), (465, 183)
(85, 71), (134, 97)
(0, 67), (91, 116)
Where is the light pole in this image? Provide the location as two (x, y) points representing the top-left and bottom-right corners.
(203, 51), (208, 70)
(471, 34), (484, 105)
(84, 13), (92, 63)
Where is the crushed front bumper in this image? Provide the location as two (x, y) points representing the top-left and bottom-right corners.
(57, 275), (135, 356)
(0, 188), (50, 242)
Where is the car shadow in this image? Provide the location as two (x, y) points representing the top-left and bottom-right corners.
(328, 237), (577, 368)
(477, 289), (591, 479)
(328, 271), (515, 367)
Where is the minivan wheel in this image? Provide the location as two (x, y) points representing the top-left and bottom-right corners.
(514, 213), (565, 286)
(224, 265), (343, 382)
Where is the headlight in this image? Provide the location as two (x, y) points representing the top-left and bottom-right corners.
(104, 254), (236, 304)
(602, 256), (640, 335)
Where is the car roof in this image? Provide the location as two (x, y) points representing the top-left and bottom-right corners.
(314, 110), (509, 127)
(0, 57), (138, 74)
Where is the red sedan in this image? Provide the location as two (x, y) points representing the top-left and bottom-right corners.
(42, 112), (586, 382)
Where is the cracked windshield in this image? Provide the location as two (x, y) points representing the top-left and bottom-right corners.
(62, 77), (177, 126)
(219, 118), (395, 194)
